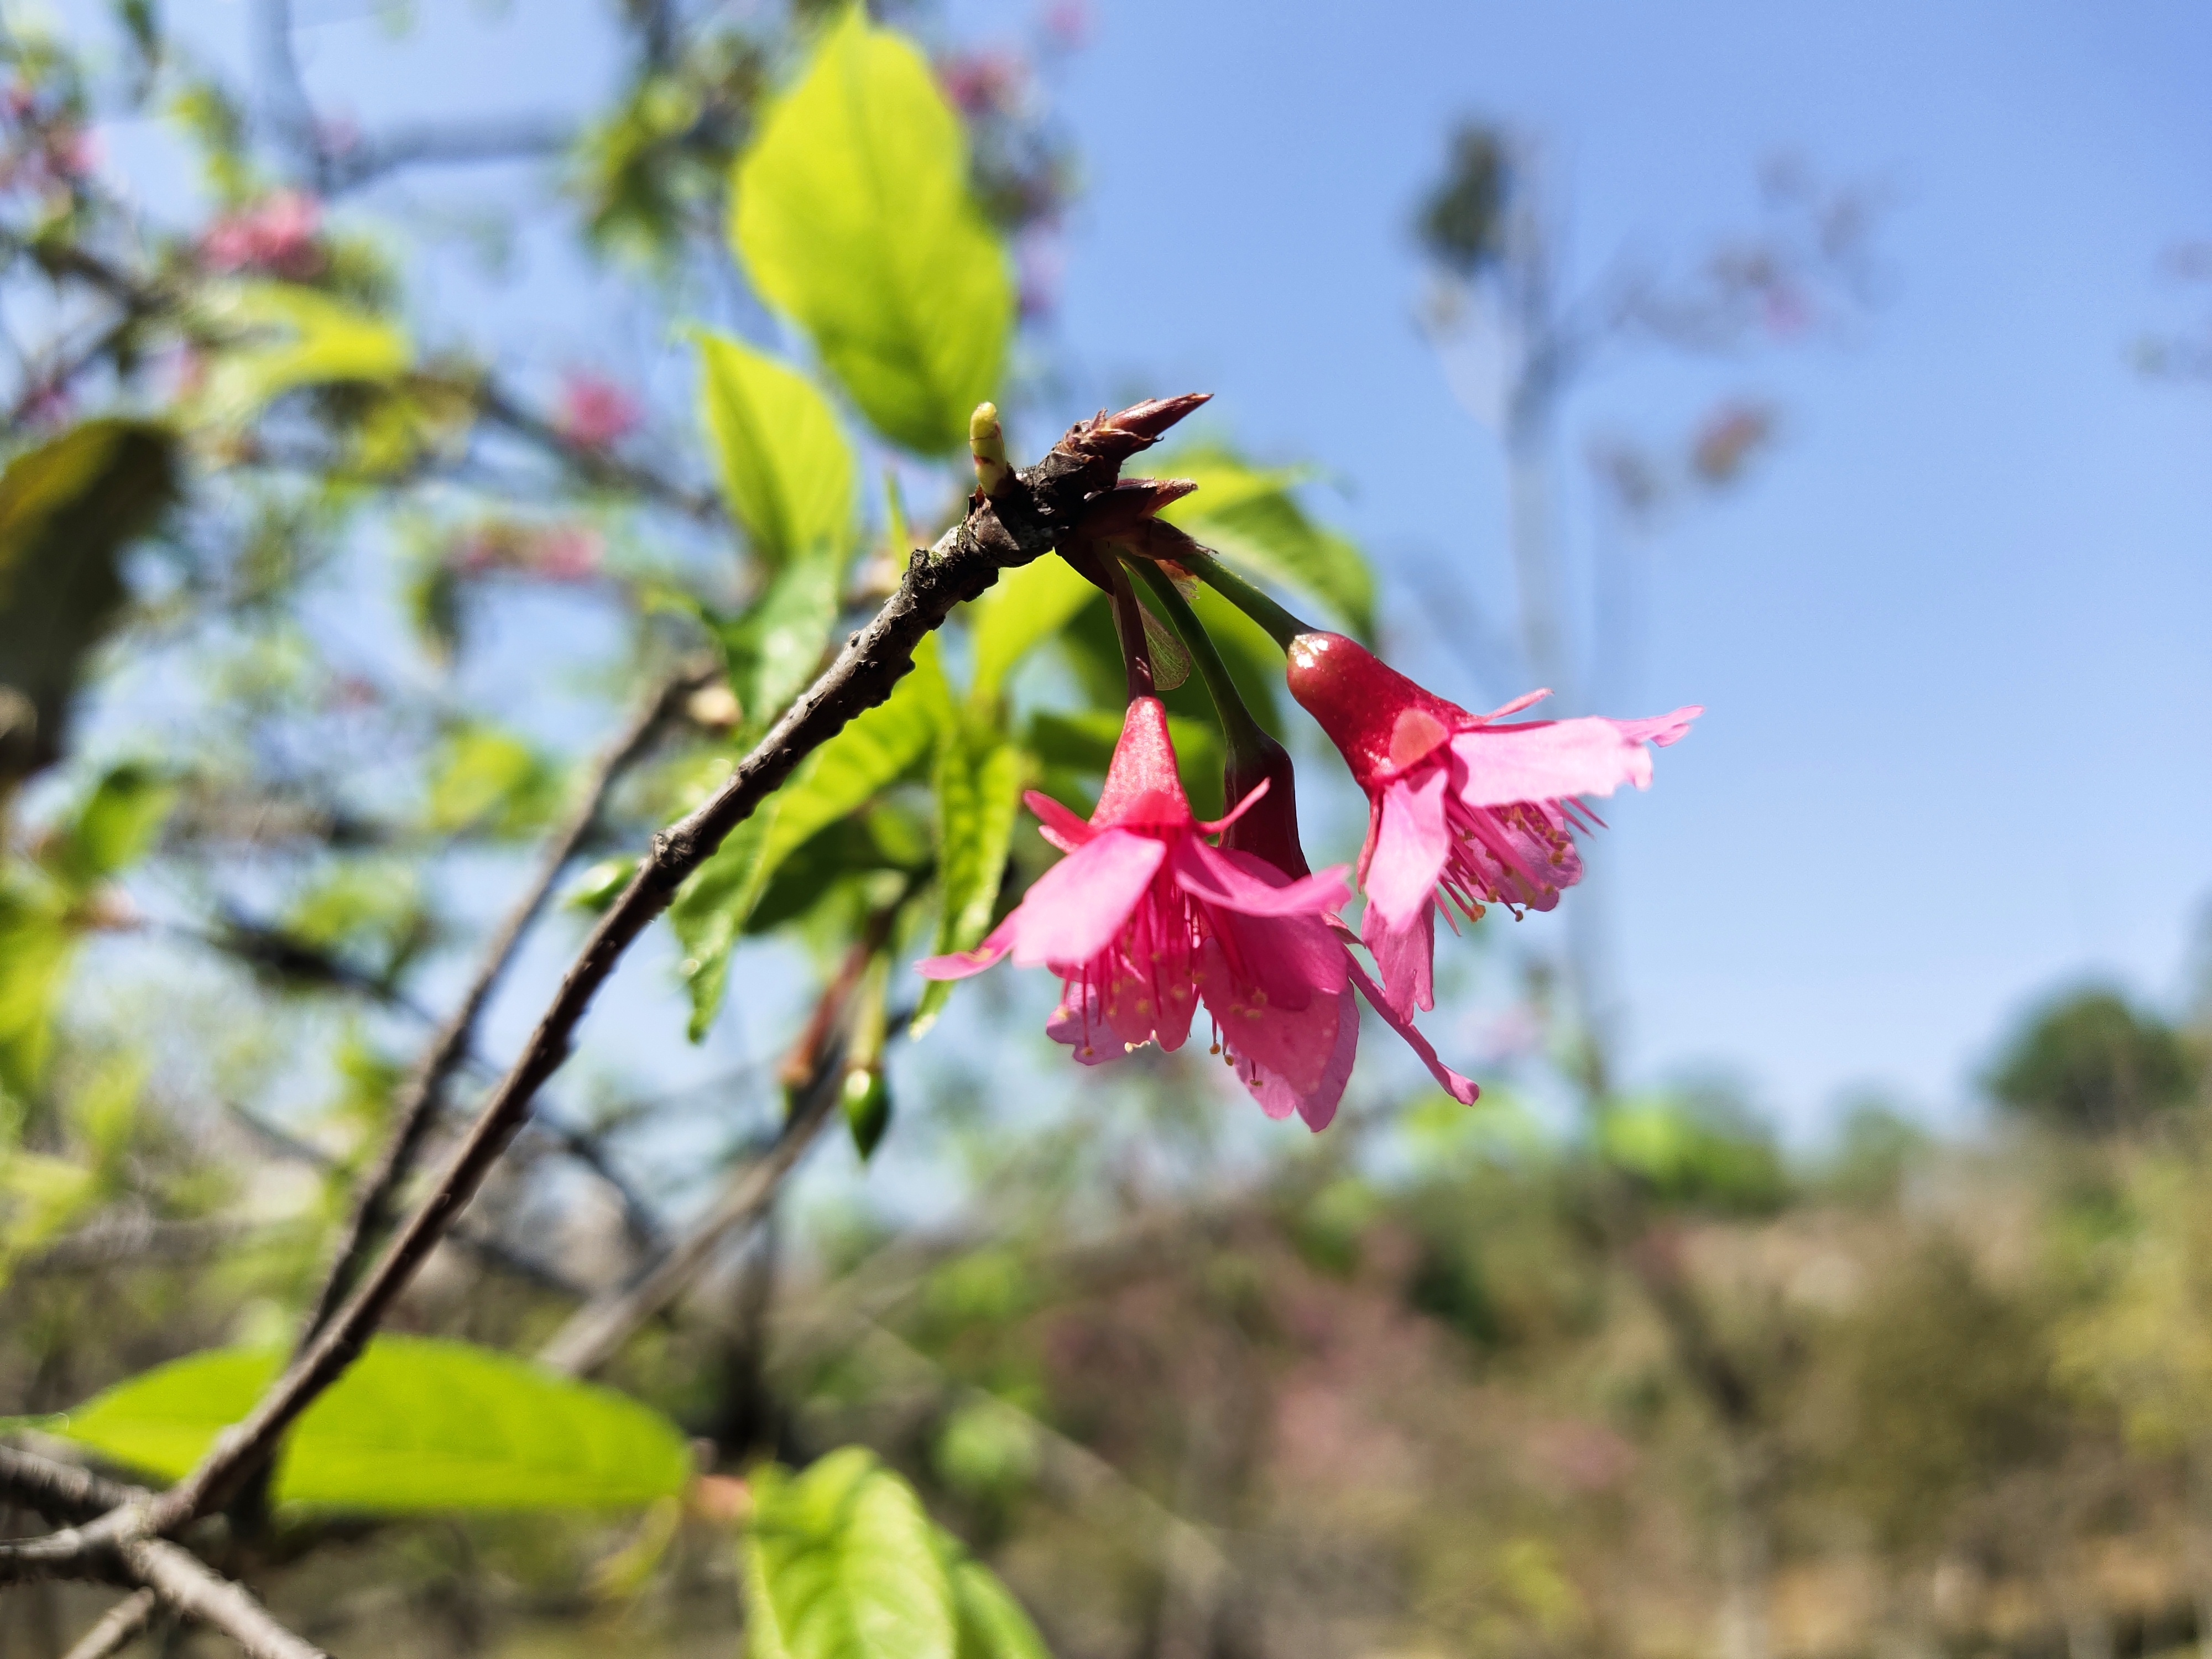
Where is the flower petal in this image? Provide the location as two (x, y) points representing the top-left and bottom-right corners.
(1006, 829), (1165, 968)
(1448, 707), (1698, 809)
(1360, 899), (1435, 1017)
(1349, 961), (1479, 1105)
(1170, 837), (1348, 918)
(1198, 933), (1344, 1095)
(1363, 764), (1451, 929)
(916, 915), (1016, 980)
(1046, 983), (1126, 1066)
(1235, 985), (1358, 1131)
(1024, 789), (1098, 854)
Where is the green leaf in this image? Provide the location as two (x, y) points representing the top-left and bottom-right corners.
(968, 557), (1097, 709)
(672, 643), (950, 1039)
(743, 1448), (959, 1659)
(425, 727), (560, 839)
(197, 282), (413, 427)
(0, 877), (71, 1105)
(0, 420), (179, 784)
(1159, 448), (1376, 639)
(44, 763), (175, 892)
(718, 555), (846, 729)
(914, 735), (1025, 1036)
(54, 1337), (691, 1512)
(697, 331), (857, 568)
(731, 9), (1013, 455)
(948, 1556), (1052, 1659)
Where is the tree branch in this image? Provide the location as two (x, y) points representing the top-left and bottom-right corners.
(116, 1536), (325, 1659)
(60, 1588), (158, 1659)
(296, 660), (707, 1344)
(0, 395), (1203, 1577)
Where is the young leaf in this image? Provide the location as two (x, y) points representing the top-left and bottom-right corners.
(948, 1556), (1052, 1659)
(731, 9), (1013, 455)
(967, 556), (1097, 709)
(697, 331), (857, 568)
(914, 734), (1025, 1036)
(425, 726), (561, 838)
(54, 1336), (692, 1512)
(718, 554), (846, 728)
(672, 641), (950, 1039)
(196, 282), (414, 428)
(742, 1448), (959, 1659)
(44, 763), (175, 893)
(1157, 449), (1377, 640)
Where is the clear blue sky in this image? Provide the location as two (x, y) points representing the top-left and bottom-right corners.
(68, 0), (2212, 1142)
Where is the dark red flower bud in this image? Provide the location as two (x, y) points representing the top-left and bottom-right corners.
(1221, 732), (1311, 880)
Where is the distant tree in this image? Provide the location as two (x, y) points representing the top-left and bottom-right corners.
(1987, 988), (2200, 1136)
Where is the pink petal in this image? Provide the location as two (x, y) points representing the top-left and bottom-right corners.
(1005, 829), (1165, 968)
(1023, 789), (1097, 854)
(1093, 696), (1192, 828)
(1198, 933), (1343, 1095)
(1360, 899), (1435, 1017)
(1448, 707), (1698, 810)
(1363, 764), (1451, 930)
(1349, 961), (1479, 1105)
(1233, 985), (1358, 1131)
(1170, 838), (1349, 919)
(1046, 983), (1126, 1066)
(916, 916), (1016, 980)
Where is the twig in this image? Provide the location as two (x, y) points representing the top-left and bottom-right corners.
(536, 1056), (844, 1377)
(9, 394), (1204, 1558)
(0, 1444), (142, 1523)
(116, 1536), (325, 1659)
(296, 662), (706, 1344)
(60, 1587), (158, 1659)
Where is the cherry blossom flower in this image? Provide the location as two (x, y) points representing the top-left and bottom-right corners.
(1285, 629), (1698, 1019)
(920, 696), (1475, 1129)
(554, 372), (641, 451)
(201, 190), (325, 280)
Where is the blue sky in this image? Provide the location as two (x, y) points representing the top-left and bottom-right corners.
(61, 0), (2212, 1144)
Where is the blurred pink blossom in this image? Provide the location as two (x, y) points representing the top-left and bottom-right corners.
(1041, 0), (1092, 49)
(938, 48), (1026, 119)
(202, 190), (325, 280)
(554, 372), (641, 451)
(450, 521), (604, 583)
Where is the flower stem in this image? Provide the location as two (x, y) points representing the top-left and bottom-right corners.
(1126, 557), (1269, 768)
(1106, 559), (1157, 703)
(1173, 545), (1312, 650)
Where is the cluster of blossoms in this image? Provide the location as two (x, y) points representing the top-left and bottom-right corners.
(200, 190), (325, 280)
(922, 437), (1698, 1131)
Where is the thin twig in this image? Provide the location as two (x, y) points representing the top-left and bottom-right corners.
(60, 1587), (158, 1659)
(296, 662), (706, 1344)
(0, 1445), (142, 1524)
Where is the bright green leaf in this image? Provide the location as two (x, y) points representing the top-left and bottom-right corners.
(731, 9), (1013, 454)
(198, 282), (414, 427)
(44, 763), (174, 893)
(968, 557), (1097, 710)
(719, 555), (846, 728)
(0, 877), (72, 1105)
(672, 640), (949, 1039)
(426, 727), (561, 838)
(948, 1556), (1052, 1659)
(914, 735), (1025, 1037)
(697, 331), (857, 568)
(54, 1337), (691, 1512)
(742, 1448), (959, 1659)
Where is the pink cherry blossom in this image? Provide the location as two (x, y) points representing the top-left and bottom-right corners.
(1286, 630), (1698, 1019)
(554, 372), (641, 452)
(920, 696), (1475, 1129)
(201, 190), (324, 280)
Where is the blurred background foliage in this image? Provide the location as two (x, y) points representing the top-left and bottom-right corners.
(1, 2), (2209, 1658)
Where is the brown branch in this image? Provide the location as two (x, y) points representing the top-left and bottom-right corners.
(116, 1536), (325, 1659)
(0, 1444), (142, 1524)
(86, 393), (1205, 1540)
(296, 661), (707, 1344)
(533, 905), (908, 1378)
(60, 1587), (158, 1659)
(0, 397), (1202, 1592)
